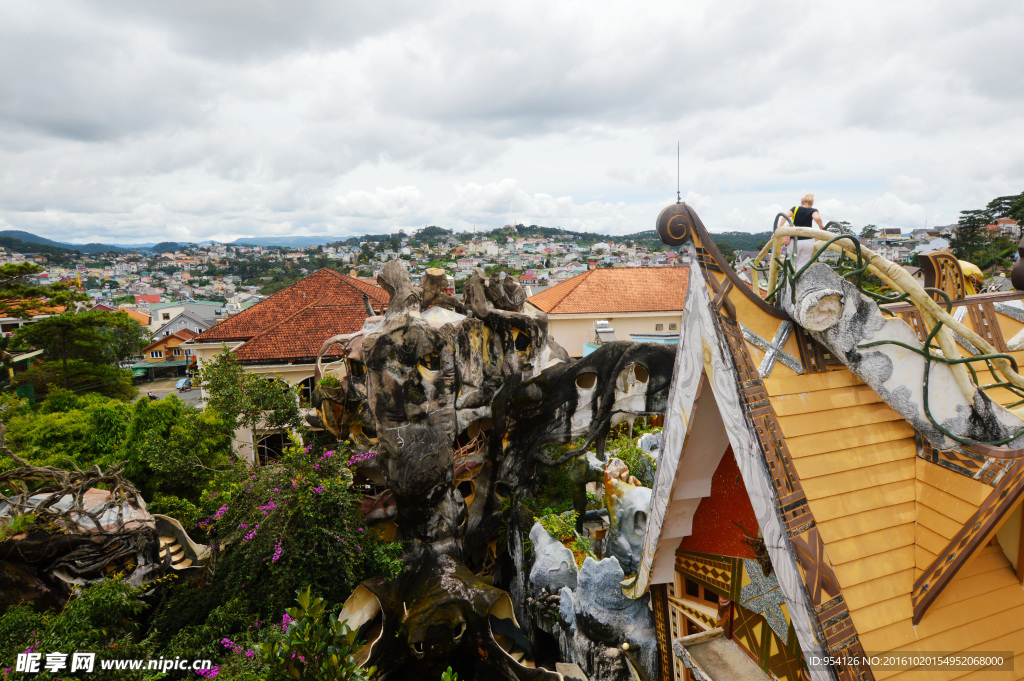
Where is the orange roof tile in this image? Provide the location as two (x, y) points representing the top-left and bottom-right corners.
(528, 267), (689, 314)
(232, 301), (372, 363)
(193, 269), (388, 344)
(118, 307), (151, 326)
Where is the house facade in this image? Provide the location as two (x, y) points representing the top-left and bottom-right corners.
(186, 269), (388, 463)
(152, 310), (215, 338)
(148, 300), (226, 333)
(527, 267), (689, 356)
(133, 329), (197, 380)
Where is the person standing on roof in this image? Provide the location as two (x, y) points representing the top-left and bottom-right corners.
(787, 193), (825, 269)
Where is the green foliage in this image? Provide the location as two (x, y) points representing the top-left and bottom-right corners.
(13, 360), (137, 401)
(606, 421), (659, 487)
(150, 443), (403, 661)
(0, 512), (35, 540)
(13, 309), (151, 369)
(535, 510), (594, 567)
(318, 374), (342, 389)
(709, 231), (774, 253)
(197, 348), (306, 445)
(859, 224), (879, 240)
(527, 444), (587, 517)
(537, 510), (578, 543)
(0, 579), (160, 681)
(0, 263), (87, 318)
(3, 391), (231, 501)
(258, 586), (375, 681)
(950, 209), (992, 262)
(441, 666), (459, 681)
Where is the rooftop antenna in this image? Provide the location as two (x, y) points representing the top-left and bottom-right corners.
(676, 141), (681, 204)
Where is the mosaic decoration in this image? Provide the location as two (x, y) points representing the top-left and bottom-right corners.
(966, 302), (1008, 352)
(650, 585), (674, 681)
(740, 321), (803, 377)
(740, 558), (789, 643)
(791, 324), (842, 374)
(994, 299), (1024, 323)
(916, 431), (1017, 488)
(675, 551), (742, 600)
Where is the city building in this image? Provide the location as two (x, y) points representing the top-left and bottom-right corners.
(527, 268), (689, 356)
(186, 269), (388, 463)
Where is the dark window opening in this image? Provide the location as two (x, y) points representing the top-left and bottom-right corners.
(256, 432), (290, 466)
(298, 375), (316, 405)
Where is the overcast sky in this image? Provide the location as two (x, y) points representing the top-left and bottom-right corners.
(1, 1), (1022, 244)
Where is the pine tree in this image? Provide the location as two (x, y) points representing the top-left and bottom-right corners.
(949, 210), (991, 261)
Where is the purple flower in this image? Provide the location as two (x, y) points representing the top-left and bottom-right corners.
(271, 538), (283, 562)
(196, 666), (220, 677)
(213, 504), (228, 520)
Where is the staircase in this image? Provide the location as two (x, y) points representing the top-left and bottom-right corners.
(158, 534), (193, 569)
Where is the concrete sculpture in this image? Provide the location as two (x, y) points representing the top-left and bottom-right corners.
(315, 260), (674, 680)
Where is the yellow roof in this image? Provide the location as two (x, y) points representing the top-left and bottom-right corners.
(642, 204), (1024, 680)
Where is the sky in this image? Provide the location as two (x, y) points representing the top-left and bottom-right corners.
(1, 1), (1022, 244)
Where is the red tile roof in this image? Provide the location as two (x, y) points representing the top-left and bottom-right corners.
(191, 269), (389, 364)
(193, 269), (388, 344)
(232, 301), (372, 362)
(118, 307), (151, 326)
(528, 267), (690, 314)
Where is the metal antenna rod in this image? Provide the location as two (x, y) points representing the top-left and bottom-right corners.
(676, 141), (681, 204)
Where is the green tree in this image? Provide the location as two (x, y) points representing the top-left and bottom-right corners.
(859, 224), (879, 240)
(986, 194), (1020, 220)
(197, 348), (306, 462)
(12, 310), (150, 389)
(950, 210), (991, 262)
(13, 360), (136, 400)
(0, 262), (87, 318)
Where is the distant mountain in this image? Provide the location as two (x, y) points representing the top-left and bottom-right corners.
(227, 236), (335, 248)
(0, 234), (77, 261)
(0, 230), (127, 254)
(706, 231), (774, 252)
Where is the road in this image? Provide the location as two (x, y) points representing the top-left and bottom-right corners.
(136, 378), (203, 407)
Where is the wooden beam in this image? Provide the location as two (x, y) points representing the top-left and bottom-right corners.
(1017, 507), (1024, 585)
(913, 463), (1024, 624)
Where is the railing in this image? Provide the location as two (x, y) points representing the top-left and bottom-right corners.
(752, 217), (1024, 448)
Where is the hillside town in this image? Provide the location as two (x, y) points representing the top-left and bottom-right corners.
(3, 215), (1019, 331)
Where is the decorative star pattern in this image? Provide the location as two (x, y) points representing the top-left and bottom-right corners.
(740, 322), (803, 377)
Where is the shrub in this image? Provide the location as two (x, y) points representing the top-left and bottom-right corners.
(258, 586), (375, 681)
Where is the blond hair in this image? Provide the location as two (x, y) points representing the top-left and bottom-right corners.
(801, 193), (815, 206)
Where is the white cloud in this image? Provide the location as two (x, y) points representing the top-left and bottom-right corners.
(0, 0), (1022, 244)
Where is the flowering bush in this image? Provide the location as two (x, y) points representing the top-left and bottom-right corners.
(150, 441), (402, 671)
